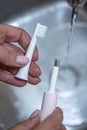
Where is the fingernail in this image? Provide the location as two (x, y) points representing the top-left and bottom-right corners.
(30, 110), (40, 118)
(16, 56), (29, 65)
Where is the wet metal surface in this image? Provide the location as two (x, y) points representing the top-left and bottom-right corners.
(0, 0), (87, 130)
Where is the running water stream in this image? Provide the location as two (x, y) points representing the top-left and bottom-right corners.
(66, 8), (77, 65)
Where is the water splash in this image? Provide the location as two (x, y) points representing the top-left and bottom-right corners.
(66, 15), (76, 65)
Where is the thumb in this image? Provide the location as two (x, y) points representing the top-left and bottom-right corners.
(0, 46), (29, 67)
(9, 110), (41, 130)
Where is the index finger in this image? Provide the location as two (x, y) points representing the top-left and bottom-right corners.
(0, 24), (30, 50)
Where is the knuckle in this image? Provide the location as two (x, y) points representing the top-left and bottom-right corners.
(5, 74), (13, 84)
(5, 50), (11, 66)
(19, 29), (30, 48)
(0, 48), (10, 66)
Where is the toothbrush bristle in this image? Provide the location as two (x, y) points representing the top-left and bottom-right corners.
(36, 23), (47, 38)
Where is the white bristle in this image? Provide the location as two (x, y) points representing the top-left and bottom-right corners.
(35, 23), (47, 38)
(37, 32), (46, 38)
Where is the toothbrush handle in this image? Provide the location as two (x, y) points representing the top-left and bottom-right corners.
(15, 61), (31, 81)
(15, 37), (37, 81)
(26, 37), (37, 59)
(41, 92), (58, 122)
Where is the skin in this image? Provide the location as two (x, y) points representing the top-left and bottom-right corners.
(0, 24), (41, 86)
(0, 24), (66, 130)
(9, 108), (66, 130)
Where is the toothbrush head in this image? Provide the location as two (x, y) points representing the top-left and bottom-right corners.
(34, 23), (47, 38)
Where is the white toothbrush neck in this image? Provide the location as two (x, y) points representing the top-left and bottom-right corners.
(49, 66), (59, 93)
(26, 36), (37, 60)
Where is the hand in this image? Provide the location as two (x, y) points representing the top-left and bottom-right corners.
(0, 24), (41, 86)
(9, 108), (66, 130)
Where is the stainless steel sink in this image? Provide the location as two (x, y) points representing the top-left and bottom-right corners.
(0, 0), (87, 130)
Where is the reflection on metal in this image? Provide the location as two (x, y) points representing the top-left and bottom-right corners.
(0, 0), (87, 130)
(59, 65), (80, 89)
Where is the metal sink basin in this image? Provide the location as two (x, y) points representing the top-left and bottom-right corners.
(0, 0), (87, 130)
